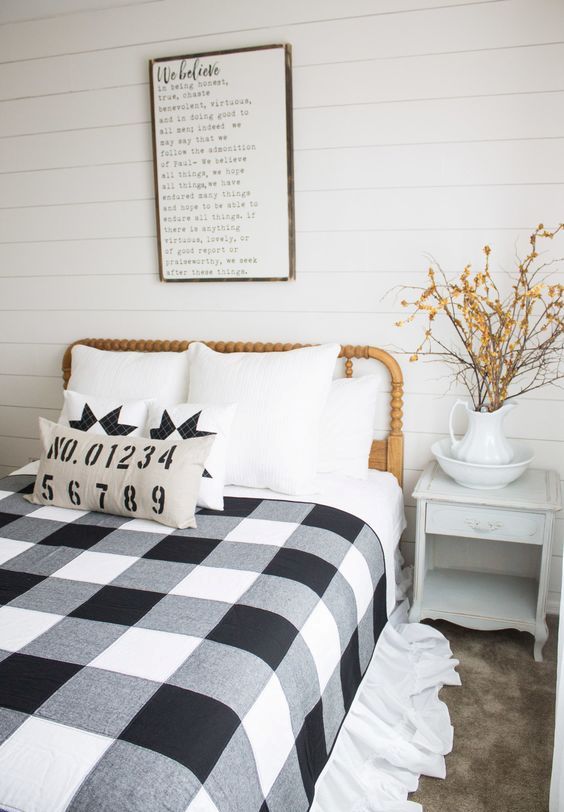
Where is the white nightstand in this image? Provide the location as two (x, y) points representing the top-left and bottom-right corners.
(409, 462), (561, 661)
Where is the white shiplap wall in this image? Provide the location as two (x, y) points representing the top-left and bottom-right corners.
(1, 0), (563, 610)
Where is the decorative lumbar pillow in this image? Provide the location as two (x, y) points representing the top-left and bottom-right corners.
(27, 418), (215, 529)
(187, 342), (340, 494)
(68, 344), (190, 404)
(59, 390), (150, 438)
(146, 402), (237, 511)
(317, 376), (380, 479)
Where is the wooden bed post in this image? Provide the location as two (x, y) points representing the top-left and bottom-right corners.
(388, 378), (404, 487)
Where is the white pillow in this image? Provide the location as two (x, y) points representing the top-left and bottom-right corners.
(146, 402), (236, 511)
(187, 342), (340, 494)
(59, 390), (150, 438)
(317, 376), (380, 479)
(68, 345), (189, 403)
(27, 418), (214, 530)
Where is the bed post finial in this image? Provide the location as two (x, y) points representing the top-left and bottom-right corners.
(390, 380), (403, 436)
(343, 345), (354, 377)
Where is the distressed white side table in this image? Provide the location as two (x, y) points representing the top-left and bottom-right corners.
(409, 462), (561, 661)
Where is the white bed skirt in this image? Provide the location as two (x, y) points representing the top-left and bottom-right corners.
(312, 602), (461, 812)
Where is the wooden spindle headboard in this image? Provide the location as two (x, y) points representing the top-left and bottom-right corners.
(62, 339), (404, 485)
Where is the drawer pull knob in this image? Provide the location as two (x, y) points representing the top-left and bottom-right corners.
(465, 519), (503, 532)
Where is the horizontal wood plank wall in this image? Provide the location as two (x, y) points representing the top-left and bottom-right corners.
(0, 0), (563, 611)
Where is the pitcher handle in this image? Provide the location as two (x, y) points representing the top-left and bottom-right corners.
(449, 399), (468, 451)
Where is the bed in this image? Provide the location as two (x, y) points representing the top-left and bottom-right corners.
(0, 339), (459, 812)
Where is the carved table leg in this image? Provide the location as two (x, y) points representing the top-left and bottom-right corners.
(534, 620), (549, 662)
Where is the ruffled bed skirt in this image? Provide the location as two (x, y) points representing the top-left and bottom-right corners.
(312, 602), (461, 812)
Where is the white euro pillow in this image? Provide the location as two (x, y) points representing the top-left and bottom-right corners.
(68, 345), (189, 404)
(187, 342), (340, 494)
(317, 376), (380, 479)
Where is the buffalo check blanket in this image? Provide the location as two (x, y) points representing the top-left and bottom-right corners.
(0, 474), (387, 812)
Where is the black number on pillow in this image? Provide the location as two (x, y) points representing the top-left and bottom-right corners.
(95, 482), (108, 510)
(68, 480), (81, 506)
(137, 445), (156, 469)
(41, 473), (54, 501)
(152, 485), (165, 515)
(117, 446), (136, 470)
(105, 444), (118, 469)
(85, 443), (104, 466)
(123, 485), (137, 512)
(158, 445), (177, 470)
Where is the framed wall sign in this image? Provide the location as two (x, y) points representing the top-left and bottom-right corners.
(149, 43), (295, 282)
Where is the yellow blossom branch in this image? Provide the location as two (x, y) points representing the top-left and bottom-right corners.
(395, 223), (564, 411)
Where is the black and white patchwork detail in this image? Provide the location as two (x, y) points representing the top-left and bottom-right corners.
(150, 409), (215, 477)
(59, 390), (149, 438)
(146, 403), (237, 511)
(70, 404), (138, 436)
(147, 409), (176, 441)
(0, 475), (386, 812)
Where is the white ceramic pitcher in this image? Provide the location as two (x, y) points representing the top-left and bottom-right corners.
(448, 399), (515, 465)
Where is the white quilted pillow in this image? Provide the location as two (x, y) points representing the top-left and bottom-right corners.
(69, 345), (189, 404)
(187, 342), (340, 494)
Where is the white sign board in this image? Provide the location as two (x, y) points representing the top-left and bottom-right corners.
(149, 44), (295, 282)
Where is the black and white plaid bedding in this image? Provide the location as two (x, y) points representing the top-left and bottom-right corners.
(0, 473), (386, 812)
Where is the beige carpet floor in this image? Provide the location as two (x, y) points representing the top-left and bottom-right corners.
(410, 617), (558, 812)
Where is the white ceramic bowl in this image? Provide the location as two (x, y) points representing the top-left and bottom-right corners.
(431, 438), (534, 490)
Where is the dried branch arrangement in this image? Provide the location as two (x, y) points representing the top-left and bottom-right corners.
(396, 224), (564, 412)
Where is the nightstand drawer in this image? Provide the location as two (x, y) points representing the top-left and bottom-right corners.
(426, 503), (545, 545)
